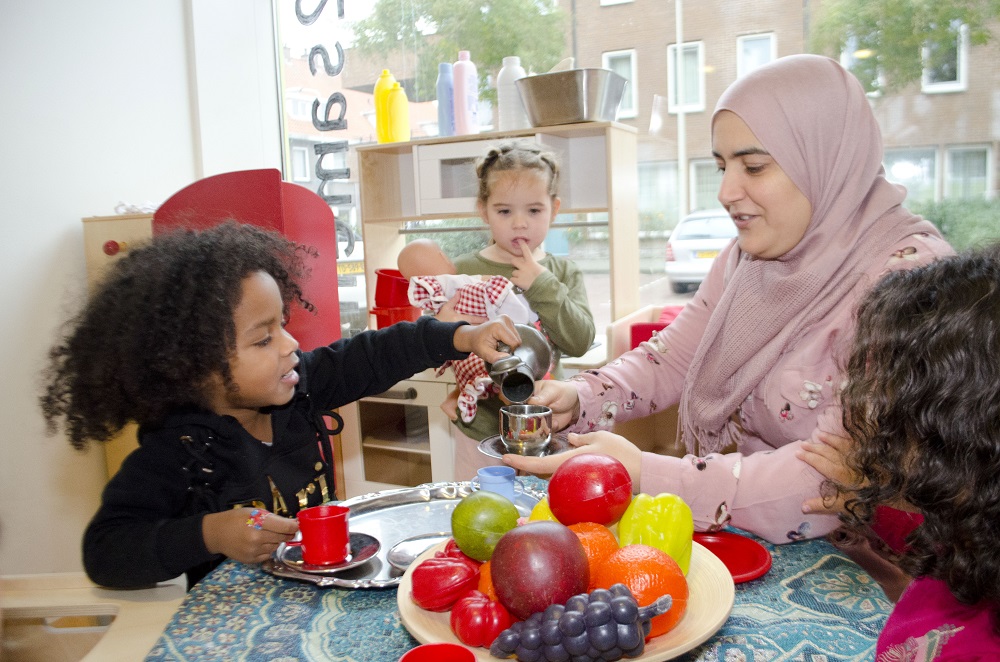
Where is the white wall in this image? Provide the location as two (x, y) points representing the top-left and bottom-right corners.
(0, 0), (280, 575)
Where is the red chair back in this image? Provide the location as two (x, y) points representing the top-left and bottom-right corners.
(154, 169), (341, 349)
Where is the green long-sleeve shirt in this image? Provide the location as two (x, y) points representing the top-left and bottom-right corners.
(450, 252), (595, 441)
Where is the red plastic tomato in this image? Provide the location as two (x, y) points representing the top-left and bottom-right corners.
(449, 590), (513, 648)
(547, 453), (633, 525)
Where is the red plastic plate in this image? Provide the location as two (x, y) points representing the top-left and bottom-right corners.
(693, 531), (772, 583)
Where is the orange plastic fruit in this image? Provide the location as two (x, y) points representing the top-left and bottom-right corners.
(568, 522), (621, 590)
(478, 560), (498, 601)
(593, 544), (689, 639)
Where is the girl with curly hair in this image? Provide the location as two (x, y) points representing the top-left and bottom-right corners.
(801, 247), (1000, 657)
(40, 221), (518, 589)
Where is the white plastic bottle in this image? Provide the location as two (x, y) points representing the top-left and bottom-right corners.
(497, 56), (530, 130)
(436, 62), (455, 137)
(373, 69), (397, 144)
(386, 82), (411, 143)
(452, 51), (479, 135)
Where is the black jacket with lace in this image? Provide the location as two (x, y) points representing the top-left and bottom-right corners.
(83, 317), (468, 589)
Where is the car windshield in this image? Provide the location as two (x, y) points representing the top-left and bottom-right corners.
(674, 216), (735, 240)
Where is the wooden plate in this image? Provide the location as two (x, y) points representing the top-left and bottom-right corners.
(397, 540), (735, 661)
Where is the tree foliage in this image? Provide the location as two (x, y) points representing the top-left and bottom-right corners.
(811, 0), (1000, 93)
(351, 0), (567, 102)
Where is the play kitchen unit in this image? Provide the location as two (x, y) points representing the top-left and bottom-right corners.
(341, 121), (639, 497)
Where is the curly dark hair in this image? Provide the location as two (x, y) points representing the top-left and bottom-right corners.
(41, 221), (312, 450)
(838, 245), (1000, 627)
(475, 140), (561, 204)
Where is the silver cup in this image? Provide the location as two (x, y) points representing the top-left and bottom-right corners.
(499, 404), (553, 455)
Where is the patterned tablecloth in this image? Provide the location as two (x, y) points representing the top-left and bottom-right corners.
(146, 495), (890, 661)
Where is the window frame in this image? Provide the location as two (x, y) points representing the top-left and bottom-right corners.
(666, 40), (705, 113)
(602, 49), (638, 119)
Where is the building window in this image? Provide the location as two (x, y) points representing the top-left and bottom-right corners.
(600, 0), (633, 5)
(603, 49), (637, 119)
(946, 146), (989, 199)
(840, 35), (883, 95)
(922, 22), (968, 93)
(884, 148), (937, 204)
(638, 161), (677, 229)
(667, 41), (705, 113)
(291, 145), (311, 182)
(736, 33), (775, 78)
(287, 95), (313, 121)
(691, 160), (723, 212)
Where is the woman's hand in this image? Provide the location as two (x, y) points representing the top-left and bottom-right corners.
(202, 507), (299, 564)
(503, 431), (642, 490)
(452, 315), (520, 364)
(797, 430), (860, 514)
(528, 380), (581, 431)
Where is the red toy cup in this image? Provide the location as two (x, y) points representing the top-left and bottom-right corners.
(286, 504), (350, 566)
(398, 643), (475, 662)
(371, 305), (422, 329)
(375, 268), (411, 308)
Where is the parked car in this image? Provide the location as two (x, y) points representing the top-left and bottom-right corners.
(664, 210), (737, 293)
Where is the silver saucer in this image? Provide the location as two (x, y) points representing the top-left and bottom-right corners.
(477, 433), (572, 459)
(386, 532), (451, 571)
(276, 531), (380, 575)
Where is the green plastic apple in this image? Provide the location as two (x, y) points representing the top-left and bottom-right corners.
(450, 491), (520, 561)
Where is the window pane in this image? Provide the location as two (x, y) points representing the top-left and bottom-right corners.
(604, 51), (636, 116)
(668, 42), (703, 111)
(691, 161), (722, 212)
(947, 149), (988, 199)
(738, 34), (773, 77)
(638, 161), (677, 230)
(884, 149), (937, 205)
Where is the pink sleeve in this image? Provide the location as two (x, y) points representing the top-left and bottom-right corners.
(639, 441), (842, 544)
(568, 243), (733, 431)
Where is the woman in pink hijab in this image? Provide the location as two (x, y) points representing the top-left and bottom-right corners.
(507, 54), (953, 546)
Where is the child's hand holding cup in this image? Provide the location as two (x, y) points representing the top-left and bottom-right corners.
(285, 504), (351, 566)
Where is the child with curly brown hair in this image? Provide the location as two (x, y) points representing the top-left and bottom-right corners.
(40, 221), (519, 590)
(800, 246), (1000, 657)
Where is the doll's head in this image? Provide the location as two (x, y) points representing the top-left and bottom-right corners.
(397, 239), (456, 279)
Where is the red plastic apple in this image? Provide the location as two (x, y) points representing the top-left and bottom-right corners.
(547, 453), (633, 526)
(489, 521), (589, 620)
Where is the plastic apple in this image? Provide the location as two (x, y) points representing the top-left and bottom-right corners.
(547, 453), (633, 526)
(489, 521), (589, 620)
(451, 491), (520, 561)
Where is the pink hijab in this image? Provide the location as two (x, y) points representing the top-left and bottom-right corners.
(679, 54), (942, 453)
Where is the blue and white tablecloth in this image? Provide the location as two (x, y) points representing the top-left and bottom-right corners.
(146, 482), (890, 662)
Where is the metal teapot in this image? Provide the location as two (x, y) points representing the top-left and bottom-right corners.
(486, 324), (553, 403)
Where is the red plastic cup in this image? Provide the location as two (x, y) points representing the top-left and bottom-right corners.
(371, 305), (422, 329)
(398, 643), (475, 662)
(375, 268), (411, 307)
(286, 505), (350, 566)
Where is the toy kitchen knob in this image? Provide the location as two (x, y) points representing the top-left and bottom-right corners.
(102, 240), (126, 256)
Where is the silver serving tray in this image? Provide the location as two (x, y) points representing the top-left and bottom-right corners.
(263, 480), (543, 589)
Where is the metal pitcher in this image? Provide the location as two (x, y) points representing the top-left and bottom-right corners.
(486, 324), (553, 403)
